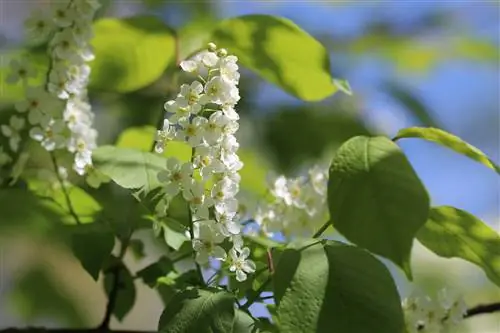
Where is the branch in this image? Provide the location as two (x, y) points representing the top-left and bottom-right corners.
(312, 220), (331, 238)
(50, 153), (82, 225)
(0, 329), (155, 333)
(465, 302), (500, 318)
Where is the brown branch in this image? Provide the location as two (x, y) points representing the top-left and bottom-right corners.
(465, 302), (500, 318)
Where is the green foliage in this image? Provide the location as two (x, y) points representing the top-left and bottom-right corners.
(417, 206), (500, 287)
(8, 265), (86, 326)
(273, 239), (404, 333)
(92, 145), (166, 193)
(262, 106), (371, 173)
(328, 136), (430, 276)
(158, 288), (241, 333)
(68, 224), (115, 280)
(210, 15), (345, 101)
(394, 127), (500, 174)
(136, 256), (174, 287)
(104, 261), (137, 321)
(91, 15), (176, 92)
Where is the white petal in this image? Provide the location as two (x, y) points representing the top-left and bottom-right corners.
(236, 270), (247, 282)
(165, 182), (180, 196)
(212, 246), (227, 261)
(242, 260), (256, 274)
(29, 127), (44, 141)
(195, 250), (209, 265)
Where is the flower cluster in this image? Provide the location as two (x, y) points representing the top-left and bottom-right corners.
(1, 0), (100, 178)
(253, 164), (330, 238)
(402, 289), (467, 333)
(155, 43), (255, 282)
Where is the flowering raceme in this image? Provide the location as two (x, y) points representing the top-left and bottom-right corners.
(1, 0), (100, 179)
(402, 289), (467, 333)
(155, 43), (255, 282)
(252, 163), (330, 238)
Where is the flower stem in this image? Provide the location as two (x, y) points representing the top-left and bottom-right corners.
(187, 147), (205, 286)
(50, 152), (81, 225)
(312, 220), (331, 238)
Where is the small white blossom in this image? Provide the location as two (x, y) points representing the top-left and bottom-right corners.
(1, 116), (25, 152)
(178, 117), (207, 147)
(157, 158), (193, 196)
(6, 59), (37, 85)
(29, 117), (66, 151)
(229, 247), (256, 282)
(183, 180), (213, 219)
(155, 119), (176, 153)
(51, 29), (79, 60)
(192, 220), (227, 264)
(52, 3), (77, 28)
(24, 13), (54, 43)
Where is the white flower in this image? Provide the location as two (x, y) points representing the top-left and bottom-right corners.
(51, 29), (78, 60)
(180, 50), (218, 76)
(16, 87), (56, 124)
(178, 117), (207, 147)
(29, 117), (66, 151)
(24, 13), (54, 43)
(177, 81), (204, 113)
(222, 105), (239, 120)
(1, 116), (25, 152)
(155, 119), (176, 153)
(204, 111), (229, 144)
(192, 220), (227, 264)
(212, 178), (239, 207)
(438, 289), (467, 327)
(193, 144), (225, 180)
(6, 59), (37, 85)
(47, 68), (72, 100)
(215, 199), (241, 236)
(183, 180), (213, 219)
(309, 164), (328, 195)
(164, 99), (191, 123)
(201, 76), (234, 105)
(52, 3), (77, 28)
(218, 55), (240, 83)
(71, 20), (94, 44)
(74, 0), (102, 17)
(229, 247), (256, 282)
(0, 147), (12, 166)
(157, 158), (193, 196)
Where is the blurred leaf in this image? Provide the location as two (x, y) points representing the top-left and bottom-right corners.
(68, 223), (115, 281)
(263, 107), (371, 173)
(158, 288), (235, 333)
(163, 219), (189, 250)
(452, 37), (499, 61)
(210, 15), (345, 101)
(28, 180), (102, 224)
(328, 136), (430, 277)
(104, 262), (136, 321)
(394, 127), (500, 174)
(129, 238), (146, 260)
(417, 206), (500, 287)
(273, 240), (404, 333)
(385, 83), (439, 128)
(91, 15), (176, 92)
(178, 16), (217, 61)
(8, 265), (87, 326)
(93, 145), (166, 193)
(232, 310), (256, 333)
(137, 256), (174, 287)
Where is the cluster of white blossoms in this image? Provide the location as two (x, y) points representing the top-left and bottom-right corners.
(253, 164), (330, 238)
(1, 0), (100, 177)
(402, 289), (467, 333)
(154, 43), (255, 282)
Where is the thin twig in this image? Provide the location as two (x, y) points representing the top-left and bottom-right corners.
(464, 302), (500, 318)
(241, 278), (272, 310)
(50, 152), (81, 225)
(312, 220), (331, 238)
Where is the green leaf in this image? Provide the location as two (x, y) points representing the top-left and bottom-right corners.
(129, 238), (146, 260)
(158, 288), (235, 333)
(274, 240), (404, 333)
(417, 206), (500, 287)
(385, 83), (439, 128)
(163, 219), (189, 250)
(328, 136), (430, 276)
(93, 145), (166, 193)
(137, 256), (174, 287)
(91, 15), (176, 92)
(232, 310), (255, 333)
(104, 262), (136, 321)
(69, 224), (115, 280)
(210, 15), (345, 101)
(394, 127), (500, 174)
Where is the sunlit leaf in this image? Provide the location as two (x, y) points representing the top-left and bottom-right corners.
(394, 127), (500, 174)
(210, 15), (346, 101)
(328, 136), (430, 277)
(91, 15), (176, 92)
(417, 206), (500, 287)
